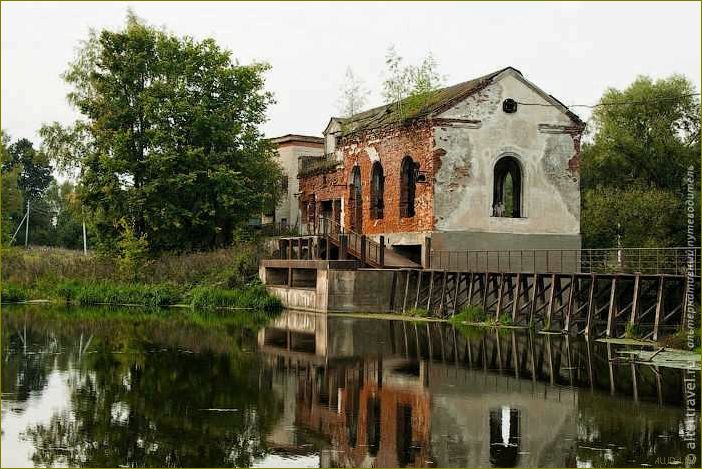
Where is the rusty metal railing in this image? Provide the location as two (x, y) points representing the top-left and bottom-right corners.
(429, 247), (700, 275)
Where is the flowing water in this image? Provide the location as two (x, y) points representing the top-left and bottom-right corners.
(2, 304), (699, 468)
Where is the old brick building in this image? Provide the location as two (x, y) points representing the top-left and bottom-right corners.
(297, 67), (584, 265)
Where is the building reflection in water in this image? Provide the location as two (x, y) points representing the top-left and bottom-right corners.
(489, 407), (521, 467)
(258, 311), (699, 468)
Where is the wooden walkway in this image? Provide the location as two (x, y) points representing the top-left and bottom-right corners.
(395, 269), (698, 339)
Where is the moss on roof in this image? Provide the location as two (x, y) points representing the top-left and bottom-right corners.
(338, 67), (511, 136)
(336, 66), (584, 136)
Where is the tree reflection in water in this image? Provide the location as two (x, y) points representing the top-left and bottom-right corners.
(2, 306), (700, 468)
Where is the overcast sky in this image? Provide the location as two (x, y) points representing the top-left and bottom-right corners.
(2, 1), (700, 143)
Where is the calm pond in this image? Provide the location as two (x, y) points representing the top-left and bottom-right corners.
(2, 304), (699, 468)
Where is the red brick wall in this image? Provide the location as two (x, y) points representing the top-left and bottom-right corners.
(339, 121), (435, 235)
(298, 121), (436, 235)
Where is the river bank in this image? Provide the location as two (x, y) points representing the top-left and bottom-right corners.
(1, 244), (282, 312)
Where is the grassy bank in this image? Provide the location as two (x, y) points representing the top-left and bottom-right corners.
(1, 242), (281, 313)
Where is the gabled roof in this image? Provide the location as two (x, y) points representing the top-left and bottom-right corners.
(337, 66), (583, 136)
(269, 134), (324, 145)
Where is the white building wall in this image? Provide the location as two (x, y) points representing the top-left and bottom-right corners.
(275, 143), (324, 227)
(432, 70), (581, 250)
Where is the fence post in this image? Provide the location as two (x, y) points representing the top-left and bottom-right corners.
(425, 237), (432, 269)
(379, 235), (385, 267)
(339, 234), (348, 260)
(360, 235), (366, 265)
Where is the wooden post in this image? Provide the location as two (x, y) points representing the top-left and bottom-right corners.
(438, 271), (448, 316)
(512, 273), (521, 323)
(379, 235), (385, 267)
(564, 274), (576, 333)
(606, 277), (617, 337)
(402, 270), (411, 313)
(288, 240), (293, 260)
(452, 273), (461, 316)
(287, 268), (293, 287)
(585, 274), (597, 336)
(339, 234), (348, 260)
(426, 272), (435, 311)
(545, 273), (556, 329)
(495, 273), (505, 322)
(466, 272), (475, 306)
(629, 274), (641, 329)
(652, 277), (665, 341)
(528, 273), (538, 327)
(389, 270), (398, 311)
(360, 235), (366, 265)
(414, 271), (423, 309)
(425, 236), (432, 269)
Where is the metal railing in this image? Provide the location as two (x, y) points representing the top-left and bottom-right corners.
(429, 247), (700, 275)
(319, 217), (384, 267)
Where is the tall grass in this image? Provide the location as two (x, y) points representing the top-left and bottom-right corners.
(54, 281), (182, 307)
(450, 305), (488, 324)
(1, 282), (29, 303)
(189, 284), (282, 313)
(2, 242), (263, 290)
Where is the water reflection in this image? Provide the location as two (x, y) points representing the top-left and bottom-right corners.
(2, 305), (699, 468)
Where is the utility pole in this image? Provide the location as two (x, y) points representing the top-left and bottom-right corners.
(24, 200), (30, 248)
(82, 208), (88, 255)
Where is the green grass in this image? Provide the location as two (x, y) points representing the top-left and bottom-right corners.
(188, 284), (282, 313)
(450, 305), (489, 324)
(1, 282), (29, 303)
(404, 307), (430, 318)
(54, 280), (183, 307)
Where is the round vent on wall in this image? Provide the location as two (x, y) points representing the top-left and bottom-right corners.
(503, 98), (518, 113)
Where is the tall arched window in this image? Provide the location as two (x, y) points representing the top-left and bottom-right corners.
(370, 162), (384, 219)
(400, 156), (416, 218)
(349, 166), (362, 231)
(493, 155), (522, 218)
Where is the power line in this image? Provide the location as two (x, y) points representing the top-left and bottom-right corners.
(517, 93), (701, 109)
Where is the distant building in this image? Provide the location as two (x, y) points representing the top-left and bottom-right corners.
(295, 67), (584, 265)
(269, 134), (324, 228)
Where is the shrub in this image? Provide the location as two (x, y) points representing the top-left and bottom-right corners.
(1, 282), (29, 303)
(498, 313), (513, 326)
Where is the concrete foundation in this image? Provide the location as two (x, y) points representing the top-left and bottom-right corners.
(260, 259), (397, 313)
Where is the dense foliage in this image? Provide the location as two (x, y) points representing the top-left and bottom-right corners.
(581, 75), (700, 248)
(41, 13), (282, 253)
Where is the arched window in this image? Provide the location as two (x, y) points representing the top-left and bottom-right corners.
(349, 166), (362, 231)
(493, 155), (522, 218)
(400, 156), (416, 218)
(370, 162), (384, 219)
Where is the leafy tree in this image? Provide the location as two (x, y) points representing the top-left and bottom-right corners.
(581, 75), (700, 248)
(3, 137), (52, 202)
(382, 45), (444, 105)
(41, 12), (283, 253)
(582, 186), (685, 248)
(1, 132), (23, 244)
(337, 67), (370, 117)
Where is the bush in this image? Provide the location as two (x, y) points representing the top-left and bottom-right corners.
(189, 283), (282, 313)
(1, 282), (29, 303)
